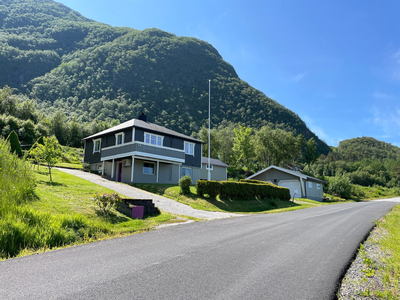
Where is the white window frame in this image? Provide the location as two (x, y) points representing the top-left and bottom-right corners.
(308, 182), (313, 188)
(143, 162), (155, 175)
(144, 132), (163, 147)
(181, 167), (192, 177)
(205, 164), (213, 170)
(317, 184), (321, 190)
(115, 132), (125, 145)
(93, 138), (101, 153)
(184, 141), (195, 156)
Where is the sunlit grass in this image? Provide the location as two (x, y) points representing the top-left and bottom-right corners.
(375, 204), (400, 297)
(1, 169), (182, 259)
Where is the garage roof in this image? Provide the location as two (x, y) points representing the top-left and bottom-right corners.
(246, 165), (327, 184)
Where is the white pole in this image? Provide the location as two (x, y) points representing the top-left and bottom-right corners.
(208, 79), (211, 180)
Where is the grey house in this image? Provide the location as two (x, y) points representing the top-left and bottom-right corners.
(83, 114), (204, 184)
(200, 157), (229, 181)
(246, 165), (326, 201)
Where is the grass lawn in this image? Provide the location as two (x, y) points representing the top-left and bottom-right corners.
(375, 204), (400, 297)
(12, 169), (186, 258)
(54, 162), (83, 169)
(133, 183), (352, 214)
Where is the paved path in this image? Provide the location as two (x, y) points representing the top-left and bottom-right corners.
(56, 168), (242, 220)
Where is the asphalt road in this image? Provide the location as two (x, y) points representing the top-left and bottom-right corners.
(1, 199), (399, 300)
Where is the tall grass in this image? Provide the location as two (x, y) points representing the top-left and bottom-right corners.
(0, 138), (36, 210)
(0, 138), (109, 258)
(0, 206), (108, 258)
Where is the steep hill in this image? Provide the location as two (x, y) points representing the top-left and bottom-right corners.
(0, 0), (330, 154)
(308, 137), (400, 188)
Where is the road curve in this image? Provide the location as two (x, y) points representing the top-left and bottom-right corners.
(1, 199), (399, 299)
(56, 167), (242, 220)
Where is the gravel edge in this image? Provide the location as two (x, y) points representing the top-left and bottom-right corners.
(338, 225), (389, 299)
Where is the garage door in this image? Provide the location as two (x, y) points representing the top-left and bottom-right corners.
(279, 180), (301, 198)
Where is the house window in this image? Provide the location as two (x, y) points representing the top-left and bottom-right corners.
(144, 132), (163, 147)
(143, 162), (155, 175)
(93, 139), (101, 153)
(308, 182), (313, 188)
(317, 184), (321, 190)
(181, 167), (192, 177)
(115, 132), (124, 145)
(205, 164), (213, 170)
(184, 141), (194, 155)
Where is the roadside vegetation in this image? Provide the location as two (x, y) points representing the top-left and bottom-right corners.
(339, 204), (400, 298)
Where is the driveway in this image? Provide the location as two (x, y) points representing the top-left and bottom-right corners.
(56, 168), (242, 220)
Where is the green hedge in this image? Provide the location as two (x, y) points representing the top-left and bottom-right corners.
(196, 180), (221, 198)
(240, 179), (273, 185)
(196, 180), (290, 200)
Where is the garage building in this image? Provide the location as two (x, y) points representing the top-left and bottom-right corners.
(246, 165), (326, 201)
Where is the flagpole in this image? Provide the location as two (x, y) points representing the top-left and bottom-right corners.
(208, 79), (211, 181)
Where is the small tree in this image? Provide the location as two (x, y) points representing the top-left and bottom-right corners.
(6, 130), (22, 157)
(179, 175), (192, 195)
(30, 136), (61, 181)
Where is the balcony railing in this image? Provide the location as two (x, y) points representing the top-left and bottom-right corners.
(101, 142), (185, 162)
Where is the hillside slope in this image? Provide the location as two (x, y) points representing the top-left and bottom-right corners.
(0, 0), (330, 154)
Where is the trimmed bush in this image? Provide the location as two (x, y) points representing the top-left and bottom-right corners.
(179, 175), (192, 195)
(220, 181), (290, 200)
(240, 179), (276, 185)
(196, 180), (221, 198)
(196, 180), (290, 200)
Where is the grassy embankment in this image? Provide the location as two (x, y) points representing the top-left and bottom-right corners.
(376, 204), (400, 297)
(1, 160), (185, 260)
(133, 184), (354, 214)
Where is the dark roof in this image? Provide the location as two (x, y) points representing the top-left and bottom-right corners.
(247, 165), (327, 184)
(83, 118), (204, 143)
(201, 157), (229, 168)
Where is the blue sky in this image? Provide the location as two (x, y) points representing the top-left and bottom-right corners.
(57, 0), (400, 147)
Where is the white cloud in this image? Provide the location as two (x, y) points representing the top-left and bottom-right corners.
(372, 106), (400, 137)
(373, 91), (395, 100)
(292, 73), (306, 82)
(301, 114), (331, 144)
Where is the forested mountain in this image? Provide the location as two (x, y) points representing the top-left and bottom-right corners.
(307, 137), (400, 188)
(0, 0), (331, 153)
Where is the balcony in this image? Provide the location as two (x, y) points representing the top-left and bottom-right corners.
(100, 142), (185, 163)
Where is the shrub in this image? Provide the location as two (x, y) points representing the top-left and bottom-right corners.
(179, 175), (192, 195)
(91, 192), (122, 215)
(220, 181), (290, 200)
(196, 180), (221, 198)
(351, 184), (366, 200)
(6, 130), (22, 157)
(327, 175), (352, 199)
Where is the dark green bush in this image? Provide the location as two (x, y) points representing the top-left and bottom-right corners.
(6, 131), (22, 157)
(196, 180), (290, 200)
(196, 180), (221, 198)
(179, 175), (192, 195)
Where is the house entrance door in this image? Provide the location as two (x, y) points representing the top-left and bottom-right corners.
(118, 162), (122, 182)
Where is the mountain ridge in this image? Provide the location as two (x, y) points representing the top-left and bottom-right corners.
(0, 0), (331, 154)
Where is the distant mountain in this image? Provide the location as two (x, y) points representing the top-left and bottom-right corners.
(309, 137), (400, 187)
(336, 137), (400, 162)
(0, 0), (331, 154)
